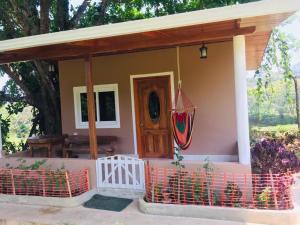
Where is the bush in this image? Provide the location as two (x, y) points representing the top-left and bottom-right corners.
(224, 182), (242, 207)
(251, 138), (300, 174)
(166, 171), (217, 205)
(249, 114), (297, 127)
(250, 125), (299, 143)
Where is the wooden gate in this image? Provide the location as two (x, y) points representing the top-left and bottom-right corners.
(96, 155), (145, 190)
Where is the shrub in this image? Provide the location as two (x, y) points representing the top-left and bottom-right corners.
(251, 138), (300, 174)
(256, 187), (273, 209)
(224, 182), (242, 207)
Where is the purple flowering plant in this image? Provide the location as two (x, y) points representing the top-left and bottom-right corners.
(251, 138), (300, 174)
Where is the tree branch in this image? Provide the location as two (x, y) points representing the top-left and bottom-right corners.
(8, 0), (30, 35)
(56, 0), (70, 31)
(0, 65), (33, 101)
(8, 0), (39, 35)
(96, 0), (110, 25)
(69, 0), (91, 28)
(28, 115), (40, 137)
(40, 0), (51, 34)
(0, 92), (29, 104)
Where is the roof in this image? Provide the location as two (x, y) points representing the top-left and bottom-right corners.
(0, 0), (299, 67)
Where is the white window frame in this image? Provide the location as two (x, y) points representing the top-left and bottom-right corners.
(73, 84), (120, 129)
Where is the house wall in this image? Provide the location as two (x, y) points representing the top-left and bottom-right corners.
(59, 41), (237, 157)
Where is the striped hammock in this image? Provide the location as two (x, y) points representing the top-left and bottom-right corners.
(171, 87), (195, 150)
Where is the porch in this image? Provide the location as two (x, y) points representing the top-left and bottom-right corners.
(1, 1), (293, 164)
(0, 0), (298, 192)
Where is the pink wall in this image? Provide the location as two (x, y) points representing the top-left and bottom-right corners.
(59, 41), (237, 157)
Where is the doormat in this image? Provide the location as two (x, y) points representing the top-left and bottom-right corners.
(83, 194), (133, 212)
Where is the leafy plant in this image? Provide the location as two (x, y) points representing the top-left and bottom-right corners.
(154, 170), (218, 206)
(172, 146), (185, 169)
(224, 182), (242, 207)
(251, 138), (300, 174)
(256, 187), (273, 208)
(1, 159), (71, 197)
(203, 158), (215, 206)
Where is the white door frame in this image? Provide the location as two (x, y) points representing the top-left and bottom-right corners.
(130, 71), (175, 157)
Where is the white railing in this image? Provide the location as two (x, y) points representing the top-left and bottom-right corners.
(96, 155), (145, 190)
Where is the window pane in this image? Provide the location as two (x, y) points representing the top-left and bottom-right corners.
(99, 91), (116, 121)
(80, 93), (96, 122)
(148, 91), (160, 123)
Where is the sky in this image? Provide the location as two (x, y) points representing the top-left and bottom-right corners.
(0, 2), (300, 88)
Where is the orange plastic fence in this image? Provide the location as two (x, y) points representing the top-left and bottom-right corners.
(144, 163), (294, 210)
(0, 169), (89, 197)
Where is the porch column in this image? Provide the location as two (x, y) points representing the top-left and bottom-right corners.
(0, 121), (2, 158)
(84, 55), (98, 160)
(233, 35), (251, 165)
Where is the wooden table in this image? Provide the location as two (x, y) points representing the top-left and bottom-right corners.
(28, 135), (65, 158)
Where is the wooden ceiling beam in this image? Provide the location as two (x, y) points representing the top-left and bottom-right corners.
(0, 20), (255, 64)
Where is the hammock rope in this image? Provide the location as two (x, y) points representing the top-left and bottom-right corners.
(171, 47), (196, 150)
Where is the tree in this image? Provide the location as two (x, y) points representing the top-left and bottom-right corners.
(255, 26), (300, 130)
(0, 0), (92, 141)
(0, 0), (259, 153)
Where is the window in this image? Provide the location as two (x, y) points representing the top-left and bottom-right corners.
(73, 84), (120, 129)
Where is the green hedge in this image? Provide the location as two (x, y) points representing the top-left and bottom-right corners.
(249, 114), (296, 126)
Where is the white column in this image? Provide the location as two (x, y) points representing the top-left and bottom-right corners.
(233, 35), (251, 165)
(0, 121), (2, 158)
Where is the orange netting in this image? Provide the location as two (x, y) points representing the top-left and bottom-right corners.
(0, 168), (90, 197)
(144, 164), (294, 210)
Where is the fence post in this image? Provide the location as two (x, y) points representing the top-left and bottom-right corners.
(269, 170), (278, 209)
(85, 169), (90, 191)
(65, 171), (72, 198)
(243, 174), (247, 208)
(10, 169), (16, 195)
(144, 161), (149, 200)
(42, 170), (46, 197)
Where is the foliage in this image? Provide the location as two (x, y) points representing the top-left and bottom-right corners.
(0, 105), (33, 154)
(0, 159), (76, 197)
(254, 25), (300, 129)
(156, 171), (218, 205)
(248, 79), (297, 126)
(172, 146), (185, 169)
(250, 124), (298, 142)
(250, 124), (300, 159)
(249, 115), (296, 127)
(253, 173), (294, 209)
(202, 158), (215, 206)
(5, 158), (48, 170)
(256, 187), (273, 208)
(251, 138), (300, 174)
(224, 182), (242, 207)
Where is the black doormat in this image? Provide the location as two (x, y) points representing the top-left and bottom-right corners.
(83, 194), (133, 212)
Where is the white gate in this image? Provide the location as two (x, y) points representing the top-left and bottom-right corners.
(96, 155), (145, 190)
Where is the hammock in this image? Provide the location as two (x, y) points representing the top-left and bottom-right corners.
(171, 86), (195, 150)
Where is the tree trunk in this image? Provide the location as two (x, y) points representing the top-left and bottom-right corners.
(292, 77), (300, 131)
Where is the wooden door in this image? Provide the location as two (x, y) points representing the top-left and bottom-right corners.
(134, 76), (173, 158)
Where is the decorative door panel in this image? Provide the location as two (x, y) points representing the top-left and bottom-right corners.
(134, 76), (173, 158)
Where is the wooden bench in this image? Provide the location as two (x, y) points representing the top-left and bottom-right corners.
(63, 135), (117, 158)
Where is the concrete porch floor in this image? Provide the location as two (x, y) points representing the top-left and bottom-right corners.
(0, 200), (270, 225)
